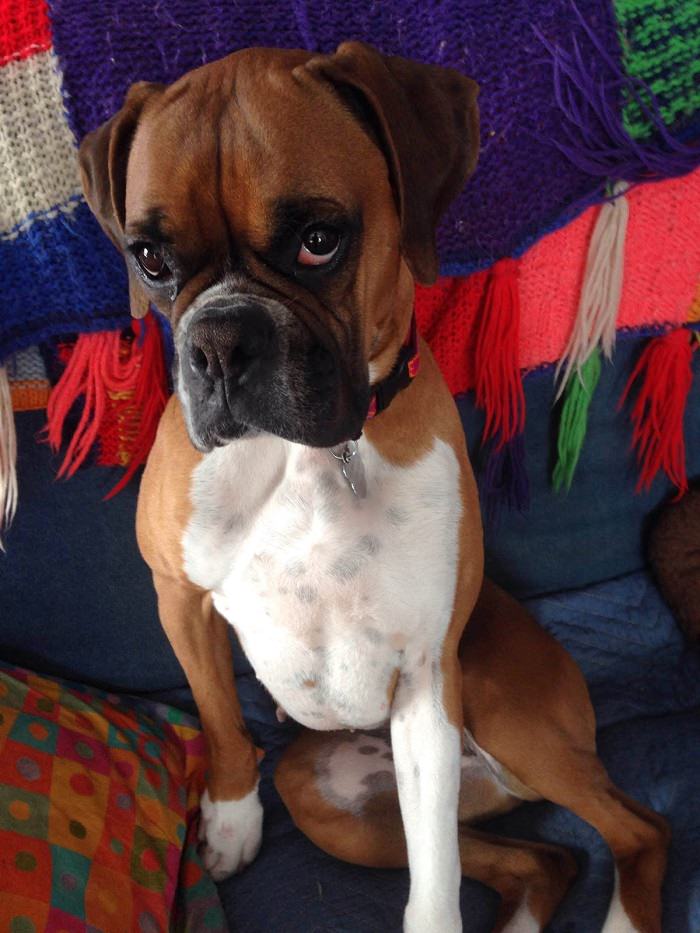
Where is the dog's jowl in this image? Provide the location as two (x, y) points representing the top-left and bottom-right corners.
(80, 43), (669, 933)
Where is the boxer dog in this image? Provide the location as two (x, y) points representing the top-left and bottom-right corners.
(79, 43), (669, 931)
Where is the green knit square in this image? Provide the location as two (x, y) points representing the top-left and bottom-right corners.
(614, 0), (700, 138)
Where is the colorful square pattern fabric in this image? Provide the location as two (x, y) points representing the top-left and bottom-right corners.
(0, 664), (226, 933)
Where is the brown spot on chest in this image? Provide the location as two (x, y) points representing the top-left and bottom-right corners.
(389, 632), (408, 652)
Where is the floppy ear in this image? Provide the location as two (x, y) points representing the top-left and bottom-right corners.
(303, 41), (479, 284)
(78, 82), (163, 318)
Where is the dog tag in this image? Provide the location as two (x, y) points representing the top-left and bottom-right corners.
(330, 440), (367, 499)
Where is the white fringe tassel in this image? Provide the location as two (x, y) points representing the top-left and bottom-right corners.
(0, 365), (18, 550)
(556, 180), (630, 397)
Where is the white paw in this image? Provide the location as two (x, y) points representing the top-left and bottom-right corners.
(601, 868), (641, 933)
(198, 785), (263, 881)
(404, 905), (461, 933)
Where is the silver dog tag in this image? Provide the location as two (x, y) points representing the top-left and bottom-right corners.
(330, 439), (367, 499)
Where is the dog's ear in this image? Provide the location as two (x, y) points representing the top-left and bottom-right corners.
(79, 82), (163, 318)
(303, 41), (479, 284)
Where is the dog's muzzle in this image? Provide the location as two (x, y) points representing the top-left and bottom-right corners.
(177, 293), (368, 452)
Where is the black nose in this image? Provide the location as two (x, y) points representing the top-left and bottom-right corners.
(188, 306), (273, 385)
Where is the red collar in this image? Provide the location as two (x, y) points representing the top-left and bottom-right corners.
(366, 314), (420, 420)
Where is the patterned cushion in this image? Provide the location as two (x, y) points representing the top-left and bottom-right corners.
(0, 664), (225, 932)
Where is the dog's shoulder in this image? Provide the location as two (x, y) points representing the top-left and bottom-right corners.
(136, 395), (203, 581)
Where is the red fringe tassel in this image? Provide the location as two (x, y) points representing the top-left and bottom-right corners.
(619, 328), (695, 496)
(474, 257), (525, 446)
(46, 311), (168, 497)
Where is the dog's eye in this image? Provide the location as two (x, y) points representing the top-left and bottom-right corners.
(297, 226), (340, 266)
(135, 244), (169, 279)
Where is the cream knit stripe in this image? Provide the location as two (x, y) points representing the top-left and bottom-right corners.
(0, 196), (83, 242)
(0, 50), (83, 234)
(0, 367), (18, 549)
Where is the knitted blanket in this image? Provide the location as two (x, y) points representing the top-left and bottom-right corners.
(1, 0), (699, 360)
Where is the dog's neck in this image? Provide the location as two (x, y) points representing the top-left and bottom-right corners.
(364, 312), (420, 427)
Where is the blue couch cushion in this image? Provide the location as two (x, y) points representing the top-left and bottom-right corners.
(459, 335), (700, 597)
(0, 411), (183, 693)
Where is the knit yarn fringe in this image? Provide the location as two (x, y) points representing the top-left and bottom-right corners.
(480, 433), (530, 523)
(475, 257), (525, 446)
(534, 5), (700, 183)
(555, 181), (629, 396)
(618, 328), (695, 496)
(46, 311), (168, 498)
(0, 366), (18, 550)
(554, 346), (602, 492)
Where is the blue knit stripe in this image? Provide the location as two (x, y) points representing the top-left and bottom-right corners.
(1, 200), (130, 359)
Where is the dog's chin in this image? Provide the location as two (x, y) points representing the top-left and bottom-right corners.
(179, 380), (368, 452)
(185, 407), (365, 453)
(182, 412), (253, 452)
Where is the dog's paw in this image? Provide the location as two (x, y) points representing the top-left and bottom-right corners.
(198, 785), (263, 881)
(403, 905), (461, 933)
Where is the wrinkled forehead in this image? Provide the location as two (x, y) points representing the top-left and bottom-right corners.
(124, 51), (388, 243)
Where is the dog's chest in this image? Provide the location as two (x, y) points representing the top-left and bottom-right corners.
(182, 434), (461, 730)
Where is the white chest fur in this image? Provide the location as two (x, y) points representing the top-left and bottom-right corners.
(182, 434), (462, 731)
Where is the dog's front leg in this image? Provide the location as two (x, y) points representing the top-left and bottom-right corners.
(153, 573), (263, 879)
(391, 649), (463, 933)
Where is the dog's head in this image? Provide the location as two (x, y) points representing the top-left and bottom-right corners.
(80, 43), (478, 451)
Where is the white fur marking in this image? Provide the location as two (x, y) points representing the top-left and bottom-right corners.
(198, 786), (263, 881)
(601, 868), (641, 933)
(502, 901), (540, 933)
(392, 664), (462, 933)
(321, 733), (393, 811)
(464, 729), (540, 803)
(183, 434), (462, 733)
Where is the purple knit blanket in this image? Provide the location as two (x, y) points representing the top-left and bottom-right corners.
(2, 0), (697, 361)
(52, 0), (621, 269)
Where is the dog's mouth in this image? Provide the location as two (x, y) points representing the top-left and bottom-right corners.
(175, 292), (368, 452)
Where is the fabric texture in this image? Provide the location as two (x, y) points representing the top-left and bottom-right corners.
(2, 0), (699, 361)
(0, 49), (82, 236)
(614, 0), (700, 137)
(0, 663), (225, 932)
(458, 333), (700, 597)
(6, 347), (49, 412)
(416, 167), (700, 396)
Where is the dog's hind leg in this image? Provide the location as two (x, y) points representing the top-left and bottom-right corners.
(460, 581), (670, 933)
(274, 729), (577, 932)
(518, 751), (669, 933)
